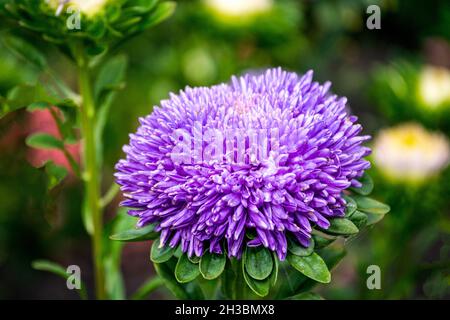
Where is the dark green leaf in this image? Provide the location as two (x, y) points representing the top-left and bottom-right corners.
(105, 4), (122, 22)
(44, 161), (68, 190)
(175, 254), (200, 283)
(287, 252), (331, 284)
(110, 223), (157, 242)
(86, 18), (107, 39)
(1, 83), (57, 118)
(150, 239), (175, 263)
(103, 208), (133, 300)
(349, 210), (368, 229)
(282, 247), (346, 297)
(343, 195), (357, 217)
(200, 252), (226, 280)
(26, 133), (64, 150)
(352, 195), (390, 215)
(366, 212), (386, 225)
(131, 277), (164, 300)
(220, 259), (236, 299)
(94, 55), (128, 101)
(312, 234), (336, 249)
(136, 1), (176, 31)
(244, 246), (273, 280)
(270, 252), (279, 286)
(350, 172), (373, 195)
(242, 261), (271, 297)
(288, 237), (315, 257)
(188, 255), (200, 264)
(2, 35), (47, 69)
(153, 261), (189, 299)
(324, 218), (359, 235)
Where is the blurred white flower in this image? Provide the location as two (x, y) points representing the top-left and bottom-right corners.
(47, 0), (108, 17)
(373, 123), (450, 182)
(205, 0), (273, 18)
(418, 66), (450, 109)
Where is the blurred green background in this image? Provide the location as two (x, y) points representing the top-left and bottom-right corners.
(0, 0), (449, 299)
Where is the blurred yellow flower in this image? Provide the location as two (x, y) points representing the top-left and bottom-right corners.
(418, 66), (450, 109)
(205, 0), (273, 18)
(373, 123), (449, 182)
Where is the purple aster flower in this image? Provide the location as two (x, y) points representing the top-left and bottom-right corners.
(115, 68), (371, 261)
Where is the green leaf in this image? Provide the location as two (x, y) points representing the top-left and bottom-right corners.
(349, 210), (368, 229)
(110, 223), (157, 242)
(270, 252), (279, 286)
(44, 161), (68, 190)
(288, 237), (315, 257)
(94, 56), (128, 168)
(244, 246), (273, 280)
(242, 261), (271, 297)
(221, 259), (236, 299)
(153, 261), (189, 299)
(102, 208), (133, 300)
(350, 172), (374, 195)
(325, 218), (359, 235)
(352, 195), (391, 215)
(126, 0), (159, 13)
(32, 260), (67, 278)
(199, 252), (226, 280)
(280, 247), (346, 297)
(27, 101), (52, 111)
(2, 35), (47, 69)
(150, 239), (175, 263)
(32, 260), (87, 299)
(188, 255), (200, 264)
(287, 252), (331, 284)
(366, 212), (386, 225)
(131, 277), (164, 300)
(94, 55), (128, 101)
(343, 195), (357, 217)
(135, 1), (176, 31)
(86, 18), (107, 39)
(312, 234), (336, 249)
(26, 133), (64, 150)
(286, 292), (323, 300)
(175, 254), (200, 283)
(1, 83), (57, 118)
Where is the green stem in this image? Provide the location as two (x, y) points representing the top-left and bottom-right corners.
(78, 59), (105, 300)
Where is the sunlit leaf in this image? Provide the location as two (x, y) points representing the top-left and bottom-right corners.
(287, 252), (331, 284)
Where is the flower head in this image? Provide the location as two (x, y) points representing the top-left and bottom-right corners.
(115, 68), (371, 260)
(373, 123), (449, 182)
(47, 0), (108, 17)
(205, 0), (273, 18)
(418, 66), (450, 109)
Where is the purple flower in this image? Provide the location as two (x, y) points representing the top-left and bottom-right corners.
(115, 68), (371, 260)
